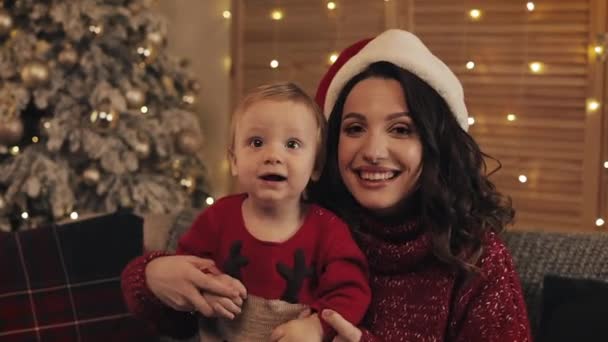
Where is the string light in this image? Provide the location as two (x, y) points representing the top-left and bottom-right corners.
(597, 218), (605, 227)
(10, 146), (19, 155)
(327, 2), (336, 10)
(594, 45), (604, 55)
(206, 197), (215, 205)
(32, 136), (39, 143)
(526, 2), (535, 11)
(529, 61), (543, 73)
(468, 117), (475, 126)
(140, 106), (148, 114)
(518, 175), (528, 183)
(70, 211), (79, 220)
(604, 161), (608, 169)
(222, 10), (231, 19)
(329, 53), (339, 64)
(587, 99), (600, 112)
(271, 9), (283, 20)
(43, 121), (51, 129)
(469, 9), (482, 20)
(270, 59), (279, 69)
(507, 113), (517, 121)
(466, 61), (475, 70)
(21, 211), (29, 220)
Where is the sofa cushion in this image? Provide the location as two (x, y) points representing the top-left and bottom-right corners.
(0, 212), (156, 341)
(538, 275), (608, 342)
(503, 230), (608, 338)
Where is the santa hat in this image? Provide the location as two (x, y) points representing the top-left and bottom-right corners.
(315, 29), (469, 131)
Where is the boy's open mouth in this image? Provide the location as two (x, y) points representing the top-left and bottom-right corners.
(259, 174), (287, 182)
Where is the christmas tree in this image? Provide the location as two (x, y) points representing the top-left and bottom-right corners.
(0, 0), (208, 231)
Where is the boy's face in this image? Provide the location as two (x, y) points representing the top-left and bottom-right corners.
(230, 99), (319, 204)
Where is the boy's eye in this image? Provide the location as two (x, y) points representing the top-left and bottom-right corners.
(286, 139), (301, 149)
(249, 138), (263, 147)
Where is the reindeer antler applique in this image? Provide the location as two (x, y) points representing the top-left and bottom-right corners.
(223, 240), (249, 280)
(276, 249), (314, 303)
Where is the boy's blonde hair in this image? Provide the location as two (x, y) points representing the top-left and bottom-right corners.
(228, 82), (326, 180)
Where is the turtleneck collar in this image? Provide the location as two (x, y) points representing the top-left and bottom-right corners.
(354, 212), (434, 274)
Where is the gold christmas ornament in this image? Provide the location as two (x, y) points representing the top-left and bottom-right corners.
(58, 45), (78, 66)
(82, 167), (101, 185)
(162, 76), (177, 96)
(177, 130), (202, 155)
(0, 117), (24, 145)
(136, 44), (158, 64)
(188, 79), (201, 92)
(20, 61), (50, 88)
(90, 106), (119, 130)
(0, 10), (13, 36)
(134, 133), (151, 159)
(146, 31), (165, 46)
(35, 40), (52, 56)
(125, 89), (146, 109)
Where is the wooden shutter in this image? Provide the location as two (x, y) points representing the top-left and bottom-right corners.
(232, 0), (607, 232)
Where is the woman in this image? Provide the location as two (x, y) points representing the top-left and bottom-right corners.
(297, 29), (532, 341)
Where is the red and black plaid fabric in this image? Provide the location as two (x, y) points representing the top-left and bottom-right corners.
(0, 212), (157, 342)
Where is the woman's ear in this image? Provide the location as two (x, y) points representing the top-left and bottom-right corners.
(310, 169), (321, 182)
(228, 149), (238, 176)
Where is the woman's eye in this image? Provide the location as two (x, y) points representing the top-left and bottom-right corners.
(390, 125), (411, 136)
(249, 138), (263, 147)
(343, 124), (364, 135)
(286, 140), (301, 149)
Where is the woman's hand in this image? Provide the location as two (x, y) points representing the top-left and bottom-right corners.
(270, 311), (323, 342)
(321, 309), (362, 342)
(145, 255), (246, 317)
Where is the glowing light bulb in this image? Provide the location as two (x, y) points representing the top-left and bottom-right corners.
(526, 2), (535, 11)
(469, 9), (482, 20)
(223, 10), (231, 19)
(327, 2), (336, 10)
(468, 117), (475, 126)
(70, 211), (79, 220)
(596, 218), (605, 227)
(21, 211), (29, 219)
(270, 59), (279, 69)
(206, 197), (215, 205)
(271, 10), (283, 20)
(518, 175), (528, 183)
(466, 61), (475, 70)
(329, 53), (339, 64)
(587, 99), (600, 112)
(507, 113), (517, 121)
(529, 62), (543, 73)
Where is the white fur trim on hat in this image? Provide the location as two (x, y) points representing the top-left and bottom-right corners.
(324, 29), (469, 131)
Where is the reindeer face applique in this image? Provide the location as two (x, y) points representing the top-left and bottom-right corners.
(222, 241), (314, 304)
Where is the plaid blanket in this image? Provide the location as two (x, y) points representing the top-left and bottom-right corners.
(0, 212), (156, 342)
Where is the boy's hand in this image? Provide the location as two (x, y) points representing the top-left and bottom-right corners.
(269, 313), (323, 342)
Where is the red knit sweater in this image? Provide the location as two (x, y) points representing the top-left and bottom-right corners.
(355, 217), (532, 342)
(121, 194), (370, 338)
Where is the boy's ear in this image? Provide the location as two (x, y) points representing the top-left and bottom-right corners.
(228, 149), (238, 176)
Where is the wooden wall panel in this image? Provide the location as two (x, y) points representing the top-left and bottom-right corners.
(233, 0), (607, 232)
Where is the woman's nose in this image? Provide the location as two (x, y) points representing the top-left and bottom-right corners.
(361, 133), (388, 164)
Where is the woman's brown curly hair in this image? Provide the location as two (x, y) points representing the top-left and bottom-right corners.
(310, 61), (515, 275)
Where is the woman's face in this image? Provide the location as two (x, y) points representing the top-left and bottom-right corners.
(338, 77), (423, 216)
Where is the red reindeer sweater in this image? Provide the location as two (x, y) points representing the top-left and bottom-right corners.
(122, 194), (370, 338)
